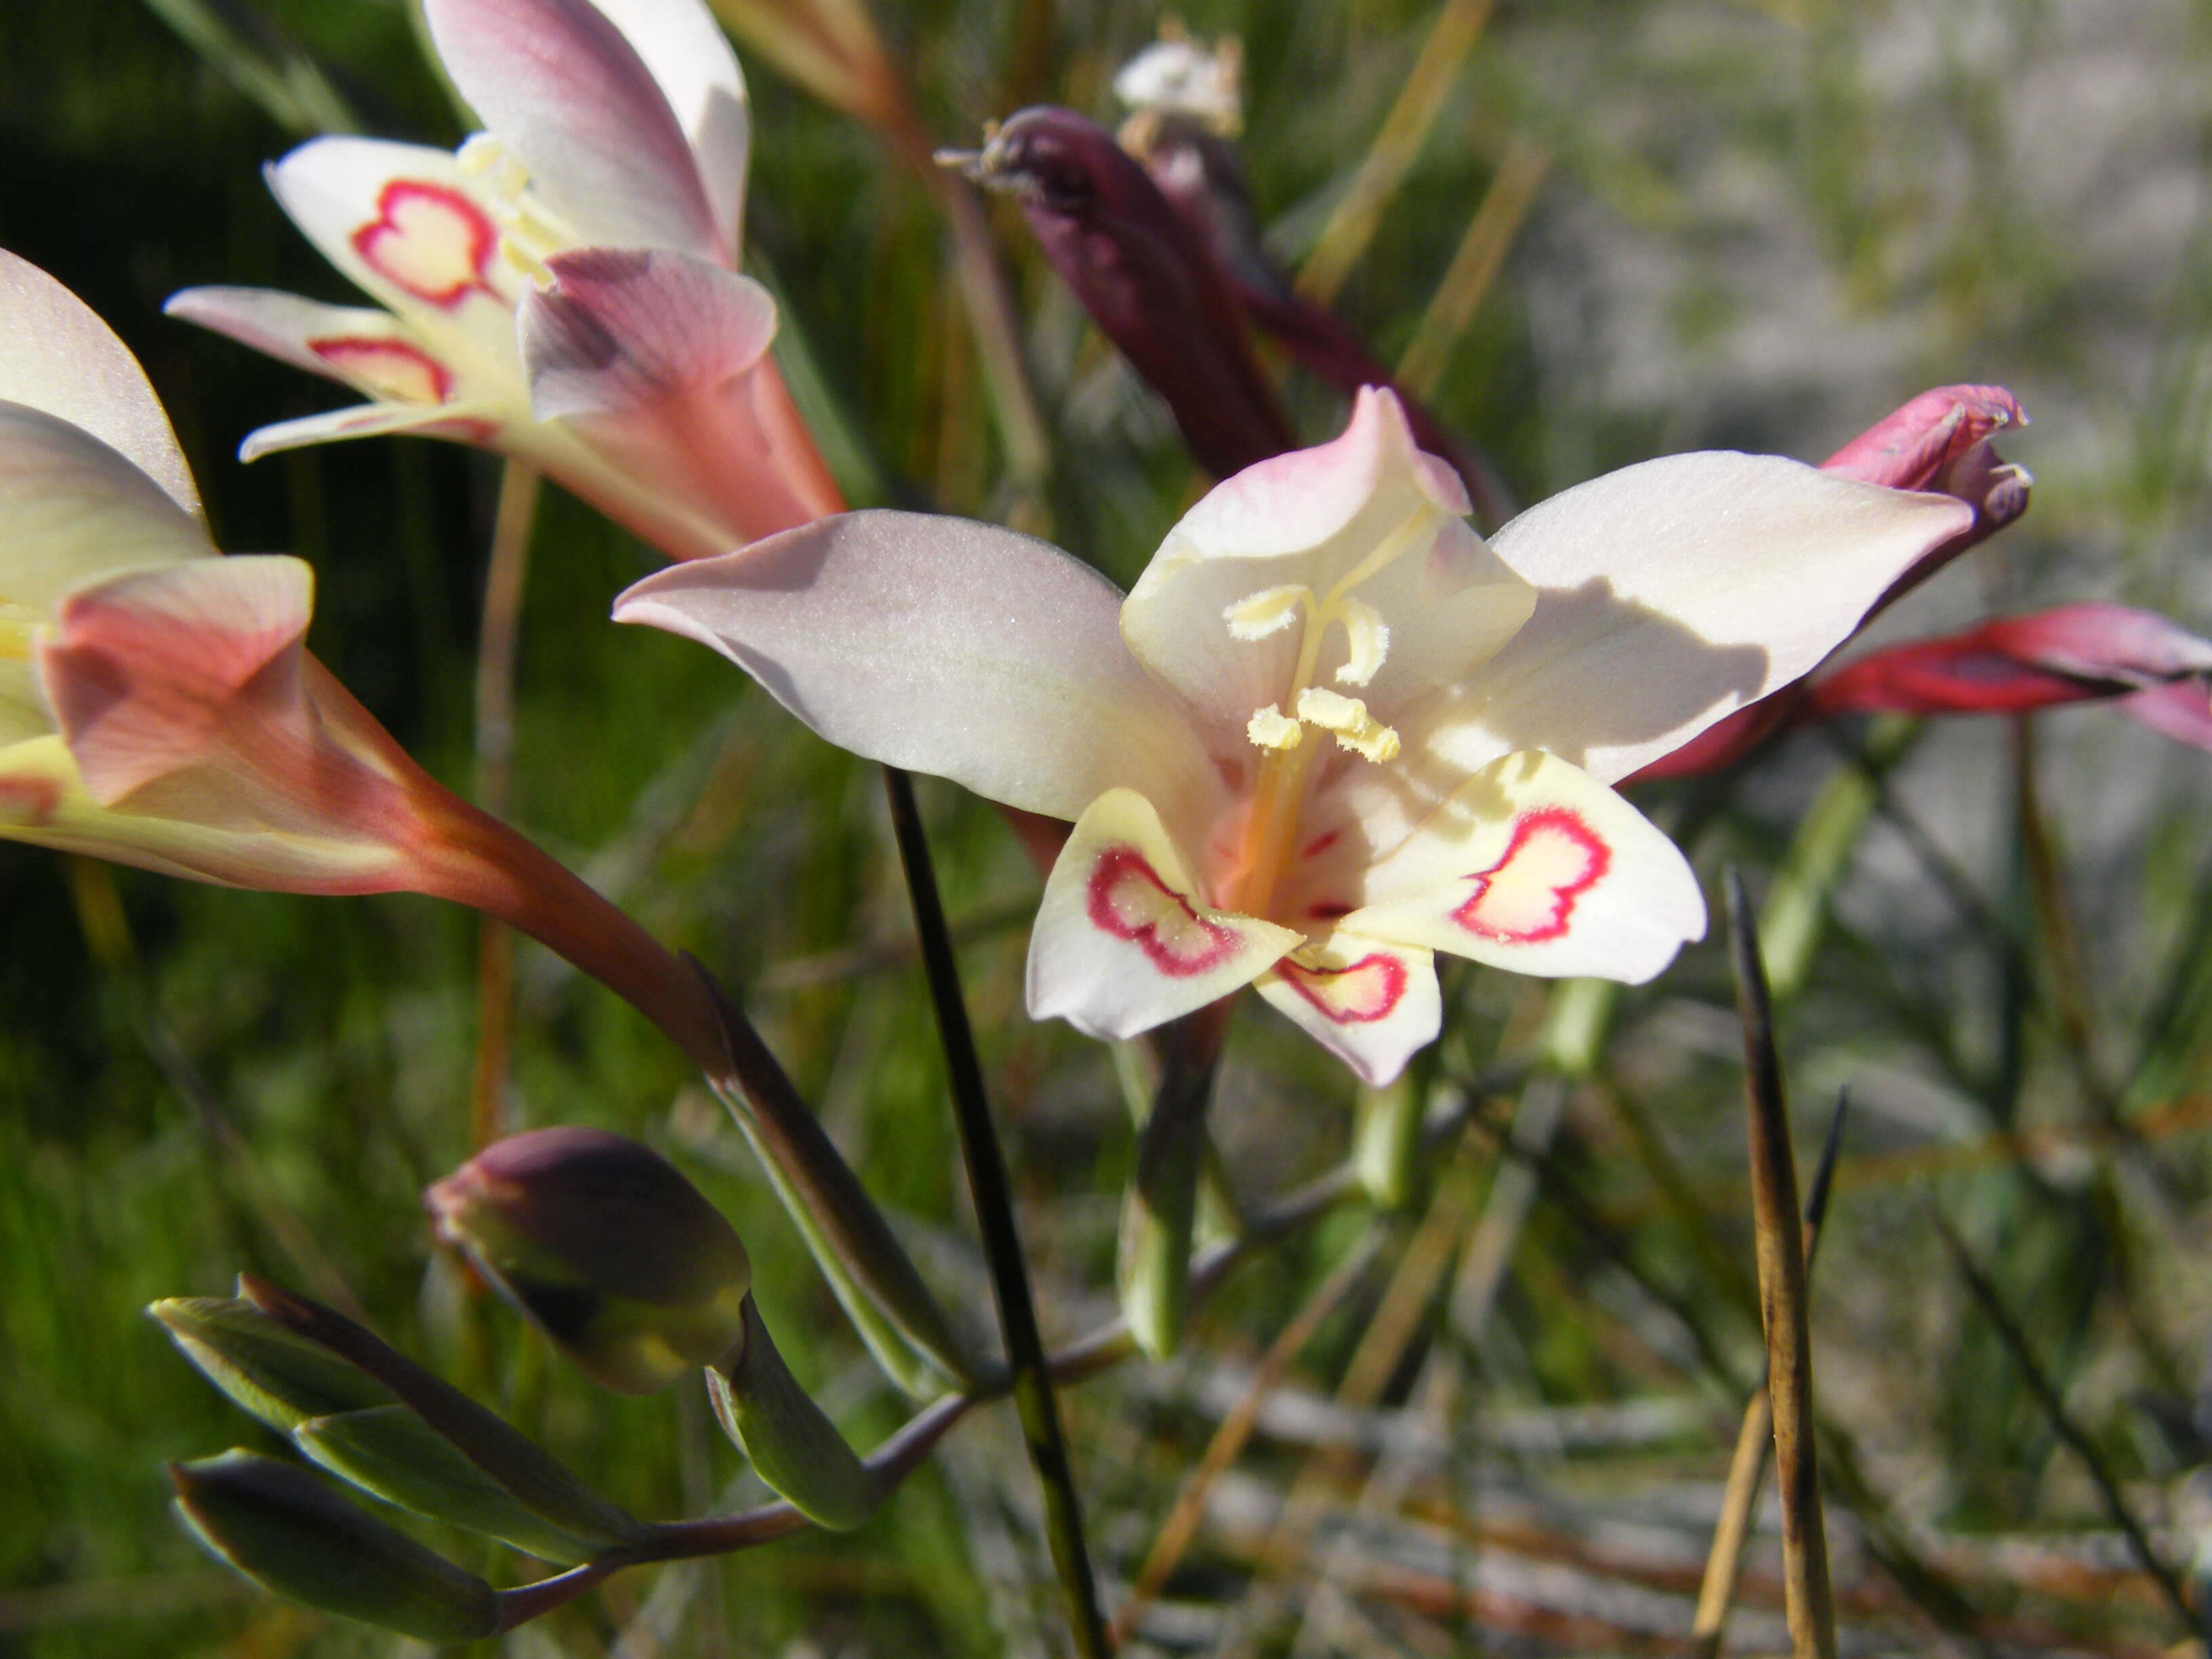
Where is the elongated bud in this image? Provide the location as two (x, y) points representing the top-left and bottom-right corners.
(705, 1293), (878, 1531)
(235, 1275), (644, 1549)
(428, 1128), (752, 1395)
(171, 1451), (499, 1643)
(950, 106), (1295, 480)
(296, 1406), (604, 1564)
(1810, 604), (2212, 717)
(151, 1295), (393, 1429)
(1353, 1073), (1425, 1212)
(1118, 1006), (1229, 1360)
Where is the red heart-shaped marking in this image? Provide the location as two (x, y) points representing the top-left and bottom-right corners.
(1452, 807), (1610, 944)
(1278, 951), (1406, 1025)
(350, 181), (498, 309)
(1086, 844), (1238, 977)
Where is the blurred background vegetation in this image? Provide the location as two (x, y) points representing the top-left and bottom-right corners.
(7, 0), (2212, 1652)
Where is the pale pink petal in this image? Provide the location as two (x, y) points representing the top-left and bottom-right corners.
(520, 247), (836, 547)
(1029, 787), (1299, 1040)
(424, 0), (720, 258)
(588, 0), (750, 255)
(1414, 453), (1975, 784)
(1123, 388), (1529, 738)
(615, 510), (1225, 825)
(2121, 679), (2212, 751)
(37, 555), (314, 804)
(1254, 933), (1439, 1086)
(166, 286), (493, 438)
(0, 404), (213, 611)
(0, 249), (200, 518)
(238, 400), (504, 463)
(1343, 749), (1705, 983)
(264, 139), (518, 355)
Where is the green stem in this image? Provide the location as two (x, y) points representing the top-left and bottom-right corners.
(880, 766), (1107, 1658)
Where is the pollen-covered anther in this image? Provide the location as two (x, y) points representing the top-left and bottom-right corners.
(454, 135), (565, 288)
(0, 601), (38, 662)
(1295, 687), (1399, 762)
(1334, 598), (1389, 687)
(1224, 585), (1309, 641)
(1246, 703), (1303, 750)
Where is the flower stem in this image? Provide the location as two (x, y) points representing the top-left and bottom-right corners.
(879, 766), (1108, 1658)
(468, 461), (539, 1149)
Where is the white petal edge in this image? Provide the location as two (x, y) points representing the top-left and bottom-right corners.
(423, 0), (720, 258)
(1254, 933), (1441, 1086)
(1028, 787), (1298, 1040)
(0, 249), (201, 519)
(1343, 748), (1706, 983)
(238, 400), (506, 463)
(589, 0), (750, 258)
(1420, 453), (1976, 783)
(613, 509), (1227, 827)
(0, 403), (213, 611)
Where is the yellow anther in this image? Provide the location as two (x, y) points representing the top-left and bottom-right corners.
(1246, 703), (1303, 750)
(1224, 584), (1308, 641)
(1333, 598), (1389, 687)
(1295, 687), (1399, 762)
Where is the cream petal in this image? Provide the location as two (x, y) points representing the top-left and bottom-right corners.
(615, 510), (1226, 827)
(1254, 932), (1440, 1087)
(1122, 387), (1498, 737)
(237, 400), (507, 464)
(0, 403), (214, 611)
(1342, 749), (1705, 983)
(1413, 452), (1976, 784)
(0, 251), (201, 520)
(263, 138), (520, 365)
(1028, 787), (1298, 1040)
(424, 0), (720, 258)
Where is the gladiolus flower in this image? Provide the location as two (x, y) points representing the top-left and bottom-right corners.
(168, 0), (841, 562)
(617, 388), (1973, 1084)
(1, 250), (727, 1072)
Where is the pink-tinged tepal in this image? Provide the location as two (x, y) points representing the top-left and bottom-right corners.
(616, 387), (1975, 1084)
(166, 0), (844, 562)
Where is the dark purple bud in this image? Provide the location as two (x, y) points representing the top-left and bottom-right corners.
(427, 1127), (751, 1394)
(945, 107), (1295, 478)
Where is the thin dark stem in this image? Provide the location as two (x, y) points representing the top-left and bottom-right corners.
(1932, 1208), (2196, 1633)
(880, 766), (1109, 1657)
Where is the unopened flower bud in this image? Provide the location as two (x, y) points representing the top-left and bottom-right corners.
(171, 1451), (499, 1643)
(705, 1293), (878, 1531)
(295, 1406), (605, 1564)
(151, 1295), (392, 1430)
(427, 1128), (752, 1394)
